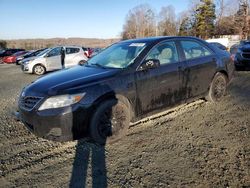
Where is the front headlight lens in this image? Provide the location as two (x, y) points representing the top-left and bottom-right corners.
(23, 60), (30, 65)
(38, 93), (85, 111)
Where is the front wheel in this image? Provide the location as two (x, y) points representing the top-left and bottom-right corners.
(206, 72), (227, 102)
(89, 100), (130, 145)
(33, 64), (46, 75)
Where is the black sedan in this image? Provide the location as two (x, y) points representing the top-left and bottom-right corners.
(17, 36), (234, 144)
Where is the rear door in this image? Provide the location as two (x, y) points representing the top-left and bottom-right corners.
(178, 39), (217, 100)
(46, 47), (62, 71)
(135, 40), (185, 116)
(65, 47), (81, 67)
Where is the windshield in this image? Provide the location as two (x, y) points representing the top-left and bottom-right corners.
(37, 48), (51, 57)
(87, 42), (147, 68)
(13, 51), (25, 56)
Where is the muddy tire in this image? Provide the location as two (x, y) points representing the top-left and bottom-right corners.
(33, 64), (46, 75)
(206, 72), (227, 102)
(79, 60), (86, 65)
(89, 99), (130, 145)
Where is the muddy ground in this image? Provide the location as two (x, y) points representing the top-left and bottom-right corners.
(0, 64), (249, 188)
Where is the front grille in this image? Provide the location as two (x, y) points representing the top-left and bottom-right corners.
(19, 96), (43, 111)
(242, 53), (250, 59)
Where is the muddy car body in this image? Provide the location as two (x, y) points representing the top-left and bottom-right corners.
(17, 37), (234, 144)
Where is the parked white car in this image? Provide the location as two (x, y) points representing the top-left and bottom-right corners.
(21, 46), (88, 75)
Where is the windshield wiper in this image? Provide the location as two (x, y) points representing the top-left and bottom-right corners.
(90, 63), (107, 69)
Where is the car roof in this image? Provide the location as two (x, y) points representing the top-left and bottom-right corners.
(119, 36), (201, 44)
(52, 46), (82, 49)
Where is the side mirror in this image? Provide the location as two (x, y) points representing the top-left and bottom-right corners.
(139, 59), (160, 71)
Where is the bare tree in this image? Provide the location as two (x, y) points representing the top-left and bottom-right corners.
(122, 4), (157, 39)
(157, 5), (177, 36)
(234, 0), (250, 39)
(0, 40), (7, 49)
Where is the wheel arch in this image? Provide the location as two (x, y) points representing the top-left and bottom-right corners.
(32, 63), (46, 74)
(92, 92), (135, 121)
(215, 69), (229, 82)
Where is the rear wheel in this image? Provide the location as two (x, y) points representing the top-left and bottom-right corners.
(89, 99), (130, 145)
(33, 64), (46, 75)
(206, 72), (227, 102)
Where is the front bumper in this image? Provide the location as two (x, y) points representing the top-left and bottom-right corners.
(17, 104), (91, 142)
(21, 64), (33, 73)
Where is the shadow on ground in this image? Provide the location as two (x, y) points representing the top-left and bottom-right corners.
(70, 141), (107, 188)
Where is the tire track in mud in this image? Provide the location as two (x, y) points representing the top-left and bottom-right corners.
(1, 99), (205, 186)
(1, 142), (77, 180)
(129, 99), (205, 132)
(1, 65), (250, 187)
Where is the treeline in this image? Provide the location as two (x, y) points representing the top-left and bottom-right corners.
(122, 0), (250, 40)
(0, 38), (119, 50)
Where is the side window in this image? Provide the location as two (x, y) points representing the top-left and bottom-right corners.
(66, 48), (80, 54)
(180, 41), (212, 60)
(47, 47), (62, 57)
(146, 41), (179, 65)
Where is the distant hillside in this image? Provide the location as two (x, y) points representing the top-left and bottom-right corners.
(3, 38), (120, 50)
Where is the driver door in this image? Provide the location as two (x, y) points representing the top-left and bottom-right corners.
(46, 47), (62, 71)
(65, 47), (80, 68)
(135, 41), (184, 116)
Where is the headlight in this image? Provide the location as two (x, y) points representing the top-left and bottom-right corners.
(38, 93), (85, 111)
(23, 60), (31, 65)
(17, 57), (23, 60)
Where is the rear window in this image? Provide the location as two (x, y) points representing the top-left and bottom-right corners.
(66, 48), (80, 54)
(181, 40), (212, 60)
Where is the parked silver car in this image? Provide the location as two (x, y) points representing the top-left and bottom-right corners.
(21, 46), (88, 75)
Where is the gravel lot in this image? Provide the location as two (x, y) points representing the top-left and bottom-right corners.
(0, 64), (249, 187)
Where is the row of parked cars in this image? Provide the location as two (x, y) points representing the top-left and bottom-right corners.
(0, 46), (103, 75)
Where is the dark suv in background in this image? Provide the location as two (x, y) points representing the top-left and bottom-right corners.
(234, 40), (250, 70)
(17, 36), (234, 145)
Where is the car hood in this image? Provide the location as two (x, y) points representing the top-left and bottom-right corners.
(22, 56), (37, 63)
(25, 66), (120, 96)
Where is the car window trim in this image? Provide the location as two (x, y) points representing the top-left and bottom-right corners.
(47, 47), (62, 57)
(66, 47), (80, 54)
(136, 39), (181, 71)
(176, 38), (215, 61)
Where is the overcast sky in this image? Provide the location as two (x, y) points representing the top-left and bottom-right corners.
(0, 0), (189, 39)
